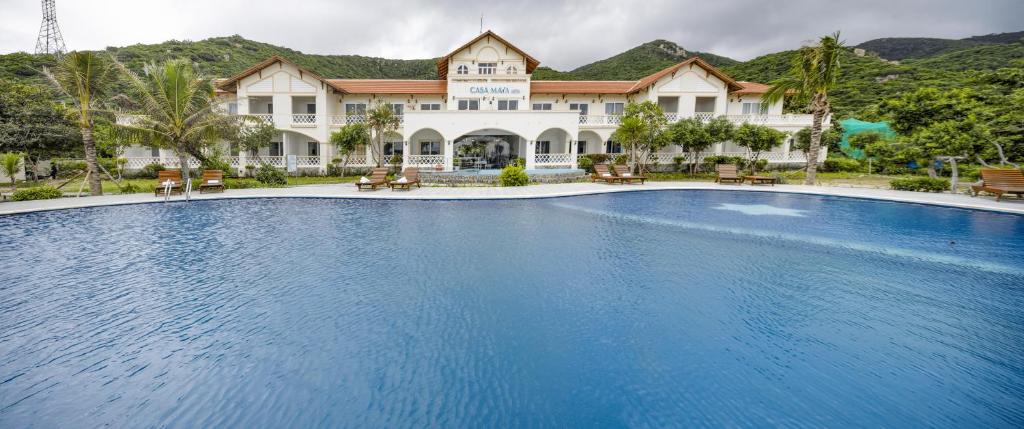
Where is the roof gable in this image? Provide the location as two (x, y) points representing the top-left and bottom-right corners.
(628, 57), (742, 93)
(437, 31), (540, 79)
(217, 55), (342, 93)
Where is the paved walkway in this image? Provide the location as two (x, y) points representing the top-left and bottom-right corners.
(2, 182), (1023, 216)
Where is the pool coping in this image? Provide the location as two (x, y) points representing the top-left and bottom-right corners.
(2, 182), (1023, 216)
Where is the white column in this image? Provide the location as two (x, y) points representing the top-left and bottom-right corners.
(525, 140), (536, 170)
(782, 137), (792, 162)
(365, 144), (374, 167)
(568, 137), (577, 169)
(319, 141), (330, 174)
(401, 140), (410, 171)
(443, 140), (454, 172)
(238, 151), (248, 177)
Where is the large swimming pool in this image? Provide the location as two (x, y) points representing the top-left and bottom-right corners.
(1, 191), (1022, 427)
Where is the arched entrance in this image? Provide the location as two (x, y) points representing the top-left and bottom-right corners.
(453, 129), (525, 170)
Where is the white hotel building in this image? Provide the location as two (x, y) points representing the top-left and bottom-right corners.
(125, 31), (827, 173)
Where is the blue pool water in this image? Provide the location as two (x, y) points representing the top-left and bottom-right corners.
(1, 191), (1023, 427)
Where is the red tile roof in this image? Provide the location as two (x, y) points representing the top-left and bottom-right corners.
(530, 81), (637, 94)
(733, 81), (771, 95)
(326, 79), (447, 94)
(628, 57), (742, 93)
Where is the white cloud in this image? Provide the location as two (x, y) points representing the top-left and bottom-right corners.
(1, 0), (1021, 70)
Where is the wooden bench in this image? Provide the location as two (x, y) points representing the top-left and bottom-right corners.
(613, 165), (646, 184)
(592, 164), (622, 184)
(154, 170), (182, 196)
(199, 170), (225, 193)
(388, 168), (421, 190)
(355, 168), (389, 191)
(971, 168), (1024, 201)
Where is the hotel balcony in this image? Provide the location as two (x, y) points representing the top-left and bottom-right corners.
(579, 113), (826, 128)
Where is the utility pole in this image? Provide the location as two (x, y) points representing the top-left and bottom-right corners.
(35, 0), (67, 55)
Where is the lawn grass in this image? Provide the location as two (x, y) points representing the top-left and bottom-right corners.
(13, 175), (359, 195)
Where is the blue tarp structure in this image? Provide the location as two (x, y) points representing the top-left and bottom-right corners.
(839, 119), (895, 160)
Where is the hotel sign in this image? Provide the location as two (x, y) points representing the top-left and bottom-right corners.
(470, 86), (522, 95)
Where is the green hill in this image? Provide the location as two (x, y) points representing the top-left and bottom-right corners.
(855, 31), (1024, 60)
(1, 33), (1021, 121)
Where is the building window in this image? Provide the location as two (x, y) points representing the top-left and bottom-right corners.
(569, 103), (589, 115)
(506, 65), (518, 75)
(532, 103), (552, 111)
(390, 103), (404, 116)
(420, 141), (440, 155)
(497, 100), (518, 111)
(420, 103), (441, 111)
(478, 63), (497, 74)
(605, 102), (624, 115)
(345, 103), (366, 115)
(742, 102), (767, 115)
(227, 103), (238, 115)
(308, 142), (319, 156)
(267, 103), (274, 114)
(535, 141), (551, 154)
(269, 142), (282, 157)
(384, 141), (404, 156)
(149, 146), (160, 157)
(458, 99), (480, 110)
(605, 140), (622, 154)
(577, 141), (587, 154)
(306, 103), (316, 114)
(456, 65), (469, 75)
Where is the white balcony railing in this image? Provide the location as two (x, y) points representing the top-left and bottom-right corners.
(579, 113), (820, 127)
(295, 156), (321, 167)
(249, 114), (273, 124)
(579, 115), (623, 126)
(291, 114), (317, 126)
(406, 154), (444, 167)
(535, 153), (574, 165)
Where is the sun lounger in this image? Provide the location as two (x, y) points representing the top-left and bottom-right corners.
(971, 168), (1024, 201)
(355, 167), (389, 191)
(154, 170), (183, 196)
(591, 164), (621, 184)
(199, 170), (225, 193)
(389, 168), (421, 190)
(612, 165), (646, 184)
(716, 164), (743, 184)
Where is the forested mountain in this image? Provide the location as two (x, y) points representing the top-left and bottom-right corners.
(854, 31), (1024, 60)
(1, 31), (1021, 120)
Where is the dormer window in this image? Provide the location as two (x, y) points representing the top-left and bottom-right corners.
(506, 65), (518, 75)
(478, 63), (497, 75)
(456, 65), (469, 75)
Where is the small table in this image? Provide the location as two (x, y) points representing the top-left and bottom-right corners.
(743, 175), (776, 186)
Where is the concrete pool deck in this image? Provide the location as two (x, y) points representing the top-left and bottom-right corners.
(2, 182), (1023, 216)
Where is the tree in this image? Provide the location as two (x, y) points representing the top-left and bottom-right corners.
(229, 120), (278, 163)
(43, 52), (118, 196)
(668, 116), (734, 174)
(0, 81), (80, 171)
(793, 126), (843, 161)
(365, 102), (400, 167)
(1, 152), (22, 189)
(613, 101), (668, 174)
(910, 117), (990, 192)
(116, 59), (234, 183)
(329, 123), (369, 176)
(733, 123), (786, 173)
(764, 32), (844, 185)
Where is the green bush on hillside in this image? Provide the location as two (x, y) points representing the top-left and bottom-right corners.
(822, 157), (863, 173)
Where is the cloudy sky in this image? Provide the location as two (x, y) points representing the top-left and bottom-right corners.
(1, 0), (1021, 70)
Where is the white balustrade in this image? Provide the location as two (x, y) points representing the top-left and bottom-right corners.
(291, 114), (317, 126)
(578, 115), (622, 126)
(406, 154), (445, 167)
(535, 153), (574, 165)
(225, 156), (241, 167)
(295, 156), (321, 167)
(249, 114), (274, 124)
(346, 115), (366, 124)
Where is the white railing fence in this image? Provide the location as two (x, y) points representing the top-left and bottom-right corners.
(291, 114), (317, 126)
(406, 154), (445, 167)
(535, 153), (574, 165)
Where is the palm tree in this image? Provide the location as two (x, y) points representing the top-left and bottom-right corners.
(116, 59), (231, 183)
(763, 32), (844, 185)
(365, 102), (401, 167)
(1, 152), (22, 190)
(43, 52), (118, 196)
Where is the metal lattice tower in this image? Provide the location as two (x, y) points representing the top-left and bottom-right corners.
(34, 0), (66, 55)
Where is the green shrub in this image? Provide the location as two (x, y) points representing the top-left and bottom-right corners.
(577, 156), (594, 173)
(752, 159), (769, 172)
(672, 156), (686, 172)
(140, 163), (165, 179)
(119, 182), (141, 194)
(702, 155), (746, 168)
(225, 178), (262, 189)
(514, 157), (525, 168)
(822, 157), (863, 173)
(254, 164), (287, 185)
(200, 157), (232, 175)
(583, 154), (610, 164)
(890, 176), (949, 192)
(498, 164), (529, 186)
(613, 154), (629, 165)
(11, 186), (63, 201)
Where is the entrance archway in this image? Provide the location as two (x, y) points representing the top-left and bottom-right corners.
(453, 129), (525, 170)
